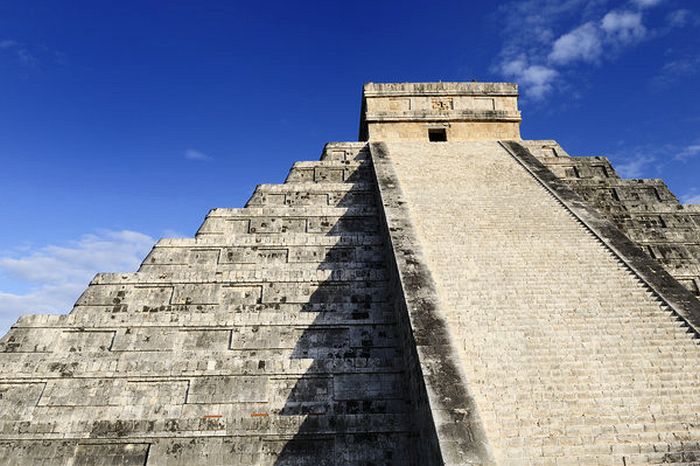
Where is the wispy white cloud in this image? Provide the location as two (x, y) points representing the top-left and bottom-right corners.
(651, 55), (700, 89)
(680, 188), (700, 205)
(601, 10), (646, 44)
(500, 56), (558, 99)
(605, 138), (699, 179)
(674, 144), (700, 161)
(493, 0), (668, 100)
(632, 0), (664, 8)
(184, 148), (212, 161)
(0, 39), (68, 69)
(615, 154), (657, 178)
(0, 39), (38, 67)
(666, 8), (698, 28)
(549, 22), (603, 64)
(545, 11), (646, 65)
(0, 230), (154, 333)
(493, 0), (593, 98)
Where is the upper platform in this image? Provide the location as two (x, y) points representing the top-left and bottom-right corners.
(359, 81), (522, 141)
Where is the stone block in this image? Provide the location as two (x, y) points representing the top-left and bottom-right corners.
(0, 328), (58, 353)
(220, 246), (288, 264)
(333, 373), (401, 400)
(0, 383), (44, 419)
(111, 327), (179, 352)
(54, 330), (116, 353)
(73, 443), (151, 466)
(187, 376), (268, 403)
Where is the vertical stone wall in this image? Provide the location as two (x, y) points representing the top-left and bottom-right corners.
(360, 82), (522, 142)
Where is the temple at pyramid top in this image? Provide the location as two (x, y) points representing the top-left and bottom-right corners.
(359, 81), (522, 141)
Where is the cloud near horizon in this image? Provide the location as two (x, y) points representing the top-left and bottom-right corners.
(0, 230), (155, 334)
(680, 188), (700, 205)
(614, 153), (657, 178)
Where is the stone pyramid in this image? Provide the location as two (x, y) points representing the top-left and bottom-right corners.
(0, 82), (699, 465)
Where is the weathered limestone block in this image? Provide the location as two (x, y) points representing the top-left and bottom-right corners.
(196, 206), (379, 237)
(285, 161), (369, 183)
(142, 246), (221, 266)
(0, 442), (151, 466)
(0, 328), (58, 353)
(246, 182), (376, 208)
(0, 383), (45, 419)
(188, 376), (269, 404)
(77, 283), (174, 307)
(321, 142), (370, 162)
(54, 330), (116, 353)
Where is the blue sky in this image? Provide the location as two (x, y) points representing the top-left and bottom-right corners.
(0, 0), (699, 332)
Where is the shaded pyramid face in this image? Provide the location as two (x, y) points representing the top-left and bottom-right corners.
(0, 143), (422, 465)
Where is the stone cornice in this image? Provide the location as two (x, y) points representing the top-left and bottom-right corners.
(365, 110), (522, 122)
(363, 81), (518, 97)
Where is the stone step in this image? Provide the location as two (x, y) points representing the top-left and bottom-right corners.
(0, 352), (406, 378)
(0, 412), (414, 437)
(457, 326), (696, 340)
(140, 243), (385, 270)
(650, 261), (700, 277)
(461, 343), (700, 360)
(468, 351), (700, 368)
(627, 229), (700, 243)
(140, 256), (386, 272)
(92, 268), (388, 284)
(205, 206), (378, 216)
(0, 433), (416, 466)
(27, 397), (414, 418)
(320, 142), (370, 161)
(247, 182), (376, 207)
(76, 280), (389, 310)
(14, 303), (397, 330)
(489, 385), (700, 400)
(0, 322), (403, 354)
(197, 206), (379, 236)
(449, 319), (690, 333)
(285, 161), (371, 183)
(64, 301), (394, 326)
(258, 181), (375, 192)
(154, 233), (384, 248)
(139, 261), (385, 274)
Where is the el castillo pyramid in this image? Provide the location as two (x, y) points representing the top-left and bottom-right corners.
(0, 82), (699, 465)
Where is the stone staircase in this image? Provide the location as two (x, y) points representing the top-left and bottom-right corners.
(521, 140), (700, 298)
(0, 142), (418, 465)
(380, 141), (700, 465)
